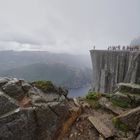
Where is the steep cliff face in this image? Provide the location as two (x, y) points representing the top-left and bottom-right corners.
(90, 50), (140, 93)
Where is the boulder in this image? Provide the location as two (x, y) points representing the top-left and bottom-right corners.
(27, 87), (40, 95)
(0, 77), (9, 86)
(111, 83), (140, 107)
(88, 116), (114, 138)
(112, 92), (131, 103)
(117, 83), (140, 94)
(99, 97), (126, 115)
(112, 92), (140, 107)
(43, 93), (62, 102)
(0, 92), (19, 116)
(98, 135), (105, 140)
(136, 134), (140, 140)
(136, 121), (140, 135)
(35, 101), (71, 140)
(57, 87), (68, 97)
(59, 95), (66, 102)
(22, 82), (31, 92)
(0, 108), (37, 140)
(2, 81), (25, 100)
(30, 94), (46, 104)
(0, 77), (75, 140)
(115, 106), (140, 130)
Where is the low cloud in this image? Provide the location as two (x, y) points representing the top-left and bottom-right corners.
(0, 0), (139, 54)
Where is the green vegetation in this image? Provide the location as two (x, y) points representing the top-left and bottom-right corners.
(32, 80), (56, 93)
(111, 97), (140, 108)
(86, 92), (113, 100)
(85, 92), (102, 109)
(111, 99), (130, 108)
(86, 92), (102, 100)
(112, 117), (130, 132)
(85, 99), (101, 109)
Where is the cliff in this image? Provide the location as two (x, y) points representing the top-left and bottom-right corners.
(90, 50), (140, 93)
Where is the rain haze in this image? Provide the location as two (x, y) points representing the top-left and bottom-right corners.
(0, 0), (140, 54)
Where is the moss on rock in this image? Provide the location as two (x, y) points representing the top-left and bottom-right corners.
(32, 80), (56, 93)
(86, 92), (102, 100)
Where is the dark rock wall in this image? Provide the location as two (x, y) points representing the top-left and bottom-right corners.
(90, 50), (140, 93)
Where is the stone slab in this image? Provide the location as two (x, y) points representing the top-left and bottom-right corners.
(118, 83), (140, 94)
(88, 116), (114, 138)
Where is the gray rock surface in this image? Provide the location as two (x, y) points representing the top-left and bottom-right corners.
(0, 109), (37, 140)
(111, 83), (140, 107)
(136, 121), (140, 136)
(90, 50), (140, 93)
(117, 83), (140, 94)
(0, 77), (71, 140)
(88, 116), (114, 138)
(0, 77), (9, 86)
(99, 97), (126, 115)
(136, 134), (140, 140)
(21, 82), (31, 92)
(0, 92), (19, 116)
(116, 106), (140, 130)
(2, 80), (25, 100)
(112, 92), (131, 103)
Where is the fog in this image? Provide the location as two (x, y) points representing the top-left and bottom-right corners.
(0, 0), (140, 54)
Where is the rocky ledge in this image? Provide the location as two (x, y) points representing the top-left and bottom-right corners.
(112, 83), (140, 107)
(0, 77), (140, 140)
(0, 77), (81, 140)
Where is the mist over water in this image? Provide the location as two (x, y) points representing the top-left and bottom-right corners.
(68, 86), (91, 98)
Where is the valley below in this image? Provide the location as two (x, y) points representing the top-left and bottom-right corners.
(0, 49), (140, 140)
(0, 50), (92, 89)
(68, 86), (91, 98)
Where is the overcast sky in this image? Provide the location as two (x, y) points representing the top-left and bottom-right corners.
(0, 0), (140, 54)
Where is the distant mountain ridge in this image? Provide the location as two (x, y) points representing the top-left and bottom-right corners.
(0, 63), (91, 89)
(0, 50), (91, 72)
(0, 51), (92, 88)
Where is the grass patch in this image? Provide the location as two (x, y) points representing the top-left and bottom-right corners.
(32, 80), (56, 93)
(86, 92), (102, 100)
(85, 99), (101, 109)
(112, 117), (130, 132)
(85, 92), (102, 109)
(111, 99), (130, 108)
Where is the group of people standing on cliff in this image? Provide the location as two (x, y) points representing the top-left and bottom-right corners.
(108, 45), (140, 51)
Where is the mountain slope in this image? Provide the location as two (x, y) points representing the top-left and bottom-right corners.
(0, 63), (92, 88)
(0, 51), (91, 72)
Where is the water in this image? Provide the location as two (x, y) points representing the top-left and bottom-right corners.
(68, 86), (91, 98)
